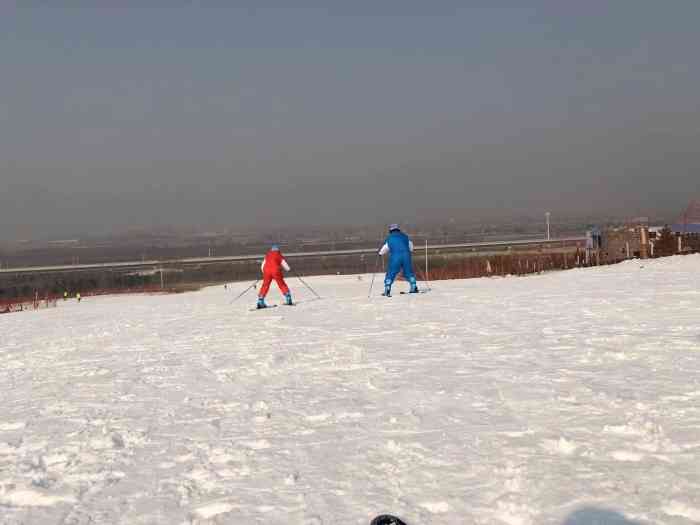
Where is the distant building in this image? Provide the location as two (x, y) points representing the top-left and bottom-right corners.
(600, 225), (648, 262)
(598, 202), (700, 261)
(668, 199), (700, 252)
(673, 199), (700, 234)
(670, 223), (700, 234)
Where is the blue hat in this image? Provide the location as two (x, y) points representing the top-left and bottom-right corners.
(271, 244), (280, 251)
(388, 224), (400, 232)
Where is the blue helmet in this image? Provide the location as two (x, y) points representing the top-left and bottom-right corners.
(388, 224), (400, 232)
(271, 244), (280, 251)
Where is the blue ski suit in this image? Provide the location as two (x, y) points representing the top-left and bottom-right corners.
(379, 230), (417, 293)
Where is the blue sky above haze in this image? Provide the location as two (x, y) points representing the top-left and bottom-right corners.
(1, 3), (699, 239)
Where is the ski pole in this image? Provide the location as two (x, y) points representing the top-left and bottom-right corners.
(424, 239), (432, 291)
(292, 270), (322, 299)
(230, 279), (259, 304)
(367, 252), (381, 298)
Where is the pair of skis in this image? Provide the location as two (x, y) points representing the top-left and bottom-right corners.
(248, 303), (295, 312)
(381, 289), (431, 297)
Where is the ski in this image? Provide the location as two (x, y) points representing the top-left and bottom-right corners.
(248, 304), (279, 311)
(378, 290), (427, 297)
(379, 290), (430, 297)
(248, 303), (297, 311)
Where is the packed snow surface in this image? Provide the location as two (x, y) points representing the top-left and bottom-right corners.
(2, 255), (700, 525)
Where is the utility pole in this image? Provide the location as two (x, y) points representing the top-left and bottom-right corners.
(545, 212), (551, 241)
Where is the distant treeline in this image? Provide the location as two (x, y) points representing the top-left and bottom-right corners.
(0, 253), (377, 302)
(0, 248), (590, 304)
(4, 232), (699, 307)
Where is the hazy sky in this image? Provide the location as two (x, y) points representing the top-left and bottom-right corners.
(2, 2), (699, 240)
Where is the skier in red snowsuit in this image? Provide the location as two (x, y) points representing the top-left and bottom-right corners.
(257, 245), (293, 308)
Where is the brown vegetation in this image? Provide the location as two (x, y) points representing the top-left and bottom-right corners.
(416, 250), (592, 282)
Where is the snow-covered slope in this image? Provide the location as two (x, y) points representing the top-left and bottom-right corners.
(2, 255), (700, 525)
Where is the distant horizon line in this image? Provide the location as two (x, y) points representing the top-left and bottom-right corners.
(0, 211), (681, 246)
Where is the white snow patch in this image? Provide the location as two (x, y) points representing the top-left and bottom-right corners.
(0, 422), (26, 431)
(336, 412), (364, 420)
(43, 453), (70, 468)
(610, 450), (644, 462)
(0, 442), (17, 455)
(663, 501), (700, 521)
(191, 501), (236, 519)
(494, 501), (533, 525)
(241, 439), (271, 450)
(386, 440), (402, 453)
(603, 424), (645, 436)
(0, 487), (76, 507)
(501, 429), (534, 438)
(419, 501), (450, 513)
(305, 413), (331, 422)
(541, 437), (578, 456)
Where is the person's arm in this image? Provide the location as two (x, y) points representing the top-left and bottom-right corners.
(281, 259), (291, 272)
(409, 240), (414, 252)
(260, 259), (265, 272)
(378, 243), (389, 256)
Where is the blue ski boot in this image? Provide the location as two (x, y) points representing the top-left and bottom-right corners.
(382, 284), (392, 297)
(409, 277), (419, 294)
(256, 297), (267, 309)
(284, 293), (293, 306)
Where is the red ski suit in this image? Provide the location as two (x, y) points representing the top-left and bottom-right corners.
(259, 250), (290, 298)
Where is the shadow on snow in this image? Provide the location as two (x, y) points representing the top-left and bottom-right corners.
(562, 506), (645, 525)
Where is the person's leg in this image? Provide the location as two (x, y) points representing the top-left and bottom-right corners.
(384, 256), (401, 296)
(401, 254), (418, 292)
(274, 274), (292, 304)
(258, 275), (273, 307)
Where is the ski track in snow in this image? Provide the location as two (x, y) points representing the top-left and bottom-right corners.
(1, 255), (700, 524)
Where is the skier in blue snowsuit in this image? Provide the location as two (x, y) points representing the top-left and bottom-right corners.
(379, 224), (418, 296)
